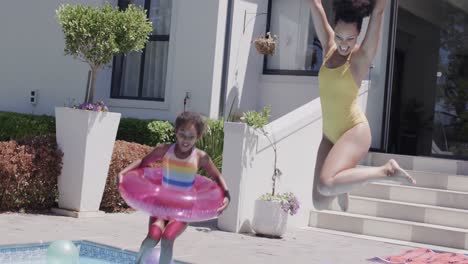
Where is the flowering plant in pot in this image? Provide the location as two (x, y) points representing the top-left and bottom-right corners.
(75, 101), (109, 112)
(258, 192), (300, 216)
(241, 106), (300, 237)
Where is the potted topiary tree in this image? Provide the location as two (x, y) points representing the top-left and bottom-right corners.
(241, 106), (300, 238)
(53, 3), (152, 217)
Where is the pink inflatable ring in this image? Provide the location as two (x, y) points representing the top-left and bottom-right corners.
(119, 167), (224, 222)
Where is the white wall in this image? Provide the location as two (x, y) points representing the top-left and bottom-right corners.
(218, 86), (369, 232)
(223, 0), (269, 118)
(259, 75), (370, 121)
(96, 0), (229, 122)
(0, 0), (102, 116)
(218, 100), (323, 232)
(259, 75), (319, 120)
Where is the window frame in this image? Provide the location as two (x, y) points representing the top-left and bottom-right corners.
(263, 0), (323, 76)
(110, 0), (170, 101)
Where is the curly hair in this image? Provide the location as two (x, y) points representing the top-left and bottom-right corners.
(175, 111), (206, 136)
(333, 0), (375, 32)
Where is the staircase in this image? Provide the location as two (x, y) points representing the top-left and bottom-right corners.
(309, 152), (468, 250)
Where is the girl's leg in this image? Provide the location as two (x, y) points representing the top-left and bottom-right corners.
(159, 220), (187, 264)
(318, 122), (415, 197)
(136, 217), (165, 264)
(312, 136), (335, 210)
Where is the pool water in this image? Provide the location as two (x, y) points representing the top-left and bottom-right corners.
(0, 241), (136, 264)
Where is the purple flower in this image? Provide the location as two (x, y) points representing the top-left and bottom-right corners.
(278, 192), (300, 216)
(260, 192), (300, 216)
(75, 101), (109, 112)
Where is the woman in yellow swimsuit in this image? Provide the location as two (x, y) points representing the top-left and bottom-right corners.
(310, 0), (416, 211)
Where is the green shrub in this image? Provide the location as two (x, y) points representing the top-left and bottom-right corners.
(147, 120), (175, 145)
(116, 118), (153, 145)
(0, 112), (177, 147)
(197, 118), (224, 174)
(116, 118), (176, 146)
(241, 106), (270, 129)
(0, 112), (55, 141)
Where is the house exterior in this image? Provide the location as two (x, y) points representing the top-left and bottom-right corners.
(3, 0), (465, 157)
(1, 0), (467, 240)
(0, 0), (228, 121)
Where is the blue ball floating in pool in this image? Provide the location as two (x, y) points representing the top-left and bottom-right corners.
(46, 240), (79, 264)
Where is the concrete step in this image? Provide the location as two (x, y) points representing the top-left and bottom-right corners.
(309, 209), (468, 250)
(328, 196), (468, 229)
(350, 183), (468, 210)
(358, 165), (468, 192)
(362, 152), (468, 175)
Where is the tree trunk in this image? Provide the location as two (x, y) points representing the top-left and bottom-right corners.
(272, 146), (277, 196)
(84, 70), (91, 104)
(85, 67), (98, 104)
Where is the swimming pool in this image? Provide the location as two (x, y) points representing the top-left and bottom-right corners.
(0, 240), (136, 264)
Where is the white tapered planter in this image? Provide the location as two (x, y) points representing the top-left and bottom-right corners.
(54, 107), (121, 217)
(251, 199), (288, 238)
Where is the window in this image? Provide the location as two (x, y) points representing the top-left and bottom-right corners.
(265, 0), (334, 75)
(386, 0), (468, 158)
(111, 0), (171, 101)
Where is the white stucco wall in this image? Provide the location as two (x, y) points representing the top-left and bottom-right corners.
(259, 75), (370, 121)
(0, 0), (101, 116)
(223, 0), (269, 118)
(218, 99), (323, 232)
(258, 75), (319, 120)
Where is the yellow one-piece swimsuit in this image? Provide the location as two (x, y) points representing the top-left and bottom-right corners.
(318, 46), (368, 144)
